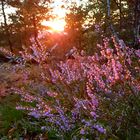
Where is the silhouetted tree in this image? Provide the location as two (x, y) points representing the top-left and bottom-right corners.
(0, 0), (13, 52)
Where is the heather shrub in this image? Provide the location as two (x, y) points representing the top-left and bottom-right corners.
(13, 37), (140, 139)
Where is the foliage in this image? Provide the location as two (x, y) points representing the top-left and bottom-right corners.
(0, 0), (140, 139)
(0, 94), (23, 138)
(0, 0), (139, 52)
(10, 37), (140, 139)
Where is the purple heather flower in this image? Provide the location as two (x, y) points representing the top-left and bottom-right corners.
(80, 128), (85, 135)
(93, 124), (106, 134)
(90, 111), (97, 119)
(28, 111), (40, 119)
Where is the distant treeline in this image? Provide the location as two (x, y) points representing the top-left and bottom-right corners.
(0, 0), (139, 54)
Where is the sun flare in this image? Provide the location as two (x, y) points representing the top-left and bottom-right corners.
(41, 19), (66, 32)
(41, 2), (67, 33)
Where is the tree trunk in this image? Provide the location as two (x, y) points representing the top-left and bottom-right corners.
(119, 0), (122, 29)
(1, 0), (13, 52)
(107, 0), (119, 40)
(106, 0), (126, 48)
(133, 0), (140, 49)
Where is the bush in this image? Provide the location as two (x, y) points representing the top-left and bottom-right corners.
(12, 37), (140, 139)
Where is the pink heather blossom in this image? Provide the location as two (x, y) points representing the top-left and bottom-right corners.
(135, 49), (140, 58)
(12, 37), (140, 137)
(47, 91), (58, 97)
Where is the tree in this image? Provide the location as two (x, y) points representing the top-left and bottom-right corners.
(65, 3), (88, 49)
(7, 0), (50, 48)
(133, 0), (140, 49)
(0, 0), (13, 52)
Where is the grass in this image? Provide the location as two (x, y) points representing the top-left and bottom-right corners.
(0, 63), (48, 139)
(0, 63), (24, 138)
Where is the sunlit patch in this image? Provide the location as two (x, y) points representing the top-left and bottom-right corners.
(53, 8), (66, 19)
(41, 19), (66, 32)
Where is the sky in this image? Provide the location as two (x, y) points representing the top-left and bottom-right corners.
(49, 0), (88, 17)
(0, 5), (17, 23)
(0, 0), (88, 24)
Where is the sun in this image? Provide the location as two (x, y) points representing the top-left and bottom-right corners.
(41, 19), (66, 32)
(41, 2), (67, 32)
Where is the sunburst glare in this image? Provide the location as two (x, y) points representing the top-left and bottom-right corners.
(41, 19), (66, 32)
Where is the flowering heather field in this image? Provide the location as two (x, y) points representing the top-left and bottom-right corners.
(0, 38), (140, 140)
